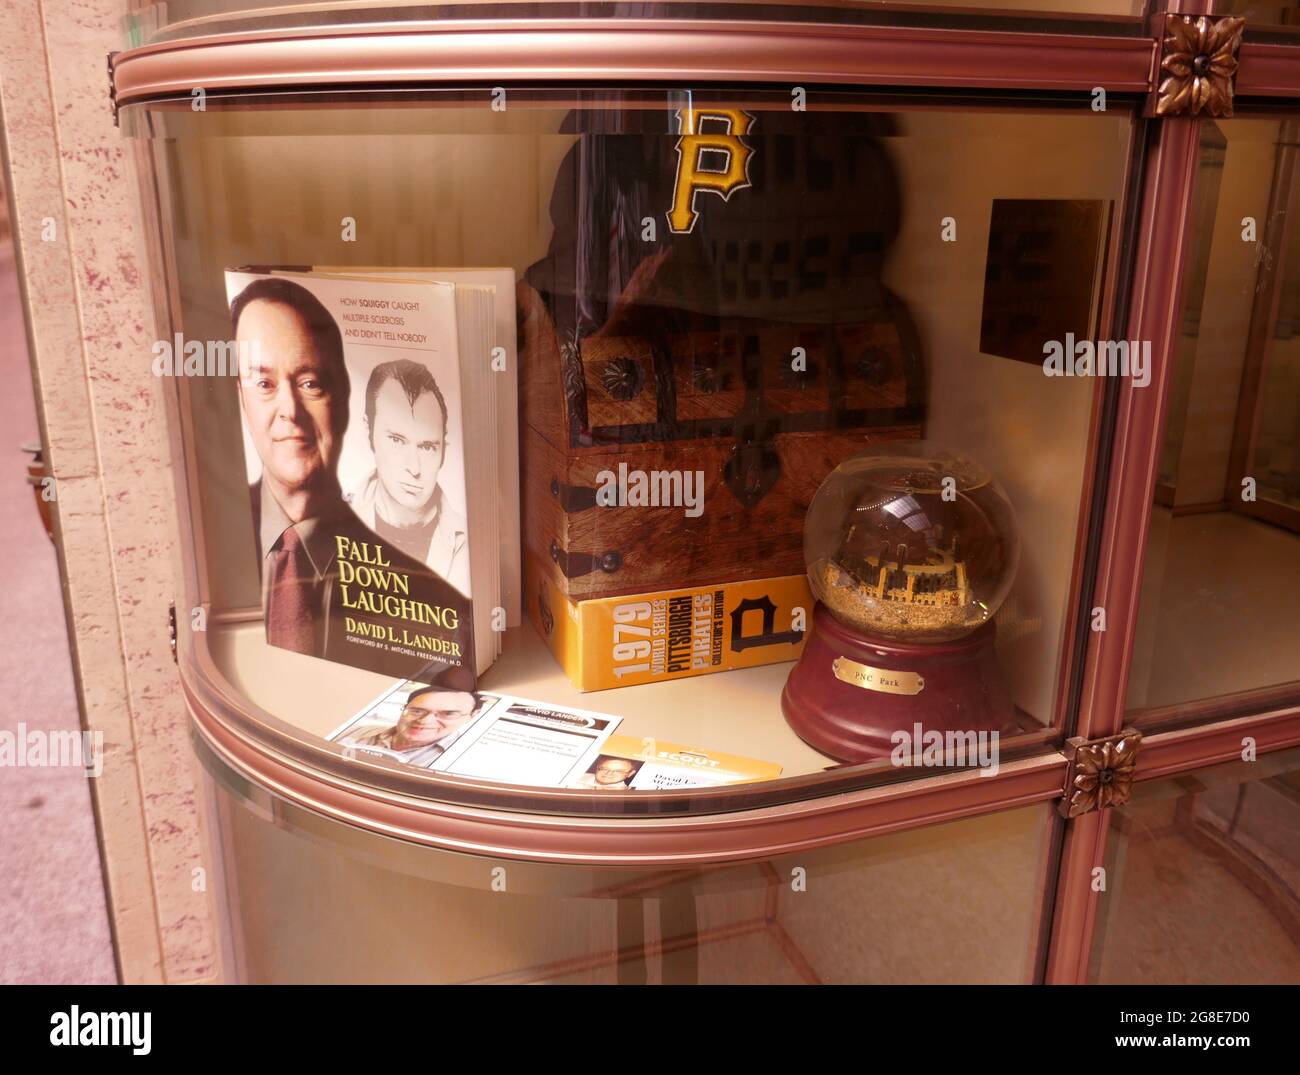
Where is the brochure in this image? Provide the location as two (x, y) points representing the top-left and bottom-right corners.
(328, 681), (621, 787)
(328, 680), (781, 789)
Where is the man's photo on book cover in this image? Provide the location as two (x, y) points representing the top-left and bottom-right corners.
(343, 358), (469, 596)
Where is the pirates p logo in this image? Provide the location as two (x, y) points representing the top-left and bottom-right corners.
(667, 108), (755, 234)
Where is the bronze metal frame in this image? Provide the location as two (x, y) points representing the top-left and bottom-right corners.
(109, 19), (1156, 105)
(1236, 42), (1300, 99)
(1074, 115), (1202, 748)
(1042, 100), (1300, 980)
(1047, 96), (1234, 983)
(1043, 809), (1111, 983)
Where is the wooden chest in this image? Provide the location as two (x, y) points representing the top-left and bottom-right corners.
(519, 107), (926, 601)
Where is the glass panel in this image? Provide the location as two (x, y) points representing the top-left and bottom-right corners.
(1129, 119), (1300, 729)
(1219, 1), (1300, 33)
(1089, 746), (1300, 985)
(133, 87), (1132, 810)
(202, 738), (1059, 983)
(125, 0), (1146, 48)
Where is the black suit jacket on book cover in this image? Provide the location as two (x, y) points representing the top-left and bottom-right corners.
(250, 480), (476, 690)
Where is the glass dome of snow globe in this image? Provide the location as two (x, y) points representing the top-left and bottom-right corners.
(804, 444), (1019, 644)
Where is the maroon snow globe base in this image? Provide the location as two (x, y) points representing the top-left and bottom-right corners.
(782, 604), (1014, 763)
(782, 444), (1020, 764)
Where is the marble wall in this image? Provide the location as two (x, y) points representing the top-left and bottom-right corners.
(0, 1), (219, 983)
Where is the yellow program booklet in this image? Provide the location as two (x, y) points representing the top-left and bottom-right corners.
(567, 735), (782, 791)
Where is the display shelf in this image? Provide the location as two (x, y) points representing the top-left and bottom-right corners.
(208, 618), (838, 778)
(185, 613), (1076, 868)
(185, 611), (1069, 866)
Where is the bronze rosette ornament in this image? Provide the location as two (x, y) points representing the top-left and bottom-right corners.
(1155, 15), (1246, 118)
(1059, 730), (1142, 818)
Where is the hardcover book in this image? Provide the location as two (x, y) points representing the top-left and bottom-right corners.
(526, 550), (810, 691)
(226, 267), (515, 686)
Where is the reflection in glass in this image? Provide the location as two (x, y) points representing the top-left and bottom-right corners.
(205, 744), (1058, 983)
(1248, 152), (1300, 516)
(1089, 747), (1300, 984)
(1215, 1), (1300, 32)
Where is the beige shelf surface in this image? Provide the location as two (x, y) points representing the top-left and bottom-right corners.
(207, 620), (839, 781)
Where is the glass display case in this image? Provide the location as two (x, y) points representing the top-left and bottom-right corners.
(110, 1), (1300, 983)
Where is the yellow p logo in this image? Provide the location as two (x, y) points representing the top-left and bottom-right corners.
(667, 108), (755, 234)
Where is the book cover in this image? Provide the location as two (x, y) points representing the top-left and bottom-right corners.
(526, 550), (809, 691)
(310, 265), (521, 627)
(226, 268), (476, 688)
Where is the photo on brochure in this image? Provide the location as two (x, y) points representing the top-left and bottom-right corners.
(329, 682), (624, 786)
(331, 679), (491, 768)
